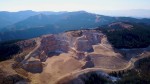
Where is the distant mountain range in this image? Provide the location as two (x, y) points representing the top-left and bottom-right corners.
(0, 10), (150, 42)
(0, 10), (67, 29)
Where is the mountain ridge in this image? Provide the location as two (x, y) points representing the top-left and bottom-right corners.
(0, 11), (150, 42)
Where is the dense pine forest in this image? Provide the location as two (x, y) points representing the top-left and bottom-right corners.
(109, 56), (150, 84)
(0, 40), (21, 61)
(99, 23), (150, 49)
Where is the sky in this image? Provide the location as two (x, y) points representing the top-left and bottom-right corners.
(0, 0), (150, 12)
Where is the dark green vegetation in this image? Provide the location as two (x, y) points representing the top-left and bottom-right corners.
(109, 56), (150, 84)
(66, 71), (111, 84)
(81, 72), (110, 84)
(0, 40), (21, 61)
(100, 23), (150, 49)
(135, 56), (150, 80)
(0, 25), (57, 41)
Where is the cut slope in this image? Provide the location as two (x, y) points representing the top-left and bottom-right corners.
(1, 29), (150, 84)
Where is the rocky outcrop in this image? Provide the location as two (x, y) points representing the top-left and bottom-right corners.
(74, 52), (86, 60)
(73, 30), (103, 52)
(82, 61), (94, 69)
(23, 61), (43, 73)
(16, 39), (36, 50)
(82, 55), (94, 69)
(69, 30), (83, 37)
(40, 35), (59, 55)
(74, 39), (93, 52)
(34, 30), (104, 60)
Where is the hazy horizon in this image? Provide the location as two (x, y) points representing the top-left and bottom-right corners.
(1, 9), (150, 18)
(1, 0), (150, 12)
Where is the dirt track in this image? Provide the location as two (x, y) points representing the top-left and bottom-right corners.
(22, 38), (41, 63)
(56, 51), (150, 84)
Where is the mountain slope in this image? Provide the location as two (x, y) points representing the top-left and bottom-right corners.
(0, 10), (38, 29)
(0, 10), (67, 29)
(1, 11), (150, 42)
(99, 22), (150, 48)
(2, 11), (101, 31)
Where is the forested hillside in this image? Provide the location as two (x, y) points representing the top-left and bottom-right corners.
(99, 22), (150, 49)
